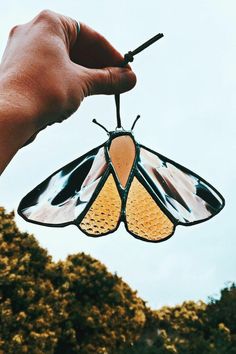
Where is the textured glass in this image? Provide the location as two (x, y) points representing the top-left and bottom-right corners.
(80, 174), (121, 235)
(138, 147), (224, 224)
(18, 147), (107, 224)
(126, 177), (174, 241)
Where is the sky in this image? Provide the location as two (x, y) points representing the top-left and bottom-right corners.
(0, 0), (236, 309)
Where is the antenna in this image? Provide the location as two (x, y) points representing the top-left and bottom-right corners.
(92, 119), (109, 134)
(131, 115), (141, 131)
(115, 33), (164, 129)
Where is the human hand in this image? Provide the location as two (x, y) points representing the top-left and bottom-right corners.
(0, 10), (136, 173)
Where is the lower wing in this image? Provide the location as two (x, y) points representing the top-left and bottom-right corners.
(125, 174), (175, 242)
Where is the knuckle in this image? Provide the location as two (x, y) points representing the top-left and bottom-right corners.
(9, 25), (21, 37)
(64, 17), (78, 47)
(80, 74), (93, 97)
(34, 9), (57, 25)
(37, 9), (55, 20)
(104, 67), (113, 92)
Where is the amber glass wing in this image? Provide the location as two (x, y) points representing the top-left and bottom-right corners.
(137, 146), (225, 225)
(79, 173), (122, 236)
(18, 146), (108, 226)
(125, 176), (175, 242)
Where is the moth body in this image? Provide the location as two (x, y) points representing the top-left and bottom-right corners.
(109, 133), (136, 188)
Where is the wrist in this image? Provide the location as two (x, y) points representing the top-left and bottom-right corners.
(0, 79), (38, 173)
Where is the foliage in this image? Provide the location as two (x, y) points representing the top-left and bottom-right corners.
(0, 207), (235, 353)
(120, 287), (236, 353)
(0, 207), (146, 353)
(0, 208), (61, 354)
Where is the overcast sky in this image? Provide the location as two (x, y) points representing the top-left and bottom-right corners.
(0, 0), (235, 309)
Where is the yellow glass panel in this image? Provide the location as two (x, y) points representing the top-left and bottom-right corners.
(79, 174), (121, 236)
(126, 177), (174, 241)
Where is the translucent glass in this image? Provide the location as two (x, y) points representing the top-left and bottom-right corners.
(18, 147), (107, 225)
(79, 174), (121, 235)
(138, 147), (224, 224)
(126, 176), (174, 241)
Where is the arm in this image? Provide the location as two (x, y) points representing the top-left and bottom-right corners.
(0, 10), (136, 174)
(0, 95), (36, 173)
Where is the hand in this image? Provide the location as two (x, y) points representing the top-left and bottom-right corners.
(0, 10), (136, 173)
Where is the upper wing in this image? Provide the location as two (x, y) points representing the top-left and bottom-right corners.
(136, 146), (225, 225)
(18, 145), (109, 226)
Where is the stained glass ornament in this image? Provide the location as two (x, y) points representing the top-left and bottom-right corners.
(18, 34), (225, 242)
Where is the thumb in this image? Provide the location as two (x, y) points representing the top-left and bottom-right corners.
(83, 66), (136, 96)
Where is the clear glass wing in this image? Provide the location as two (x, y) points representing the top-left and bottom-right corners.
(18, 146), (108, 225)
(138, 146), (224, 224)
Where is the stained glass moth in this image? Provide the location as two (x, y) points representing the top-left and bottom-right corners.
(18, 113), (224, 242)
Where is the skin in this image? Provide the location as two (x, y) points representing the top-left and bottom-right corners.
(0, 10), (136, 174)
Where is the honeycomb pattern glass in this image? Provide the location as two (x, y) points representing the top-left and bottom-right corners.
(126, 177), (174, 241)
(79, 174), (121, 235)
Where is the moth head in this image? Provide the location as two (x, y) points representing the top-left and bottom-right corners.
(92, 115), (141, 136)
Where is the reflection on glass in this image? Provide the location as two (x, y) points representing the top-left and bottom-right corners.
(138, 147), (224, 223)
(19, 147), (107, 224)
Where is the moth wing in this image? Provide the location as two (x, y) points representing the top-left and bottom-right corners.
(125, 174), (176, 242)
(18, 144), (109, 226)
(136, 145), (225, 225)
(78, 172), (122, 236)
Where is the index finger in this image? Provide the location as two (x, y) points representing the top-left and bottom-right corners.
(70, 23), (129, 69)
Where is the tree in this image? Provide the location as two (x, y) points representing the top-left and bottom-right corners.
(0, 207), (235, 353)
(0, 207), (146, 353)
(0, 208), (63, 353)
(122, 289), (236, 353)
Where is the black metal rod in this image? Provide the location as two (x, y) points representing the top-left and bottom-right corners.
(115, 94), (122, 128)
(131, 33), (164, 56)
